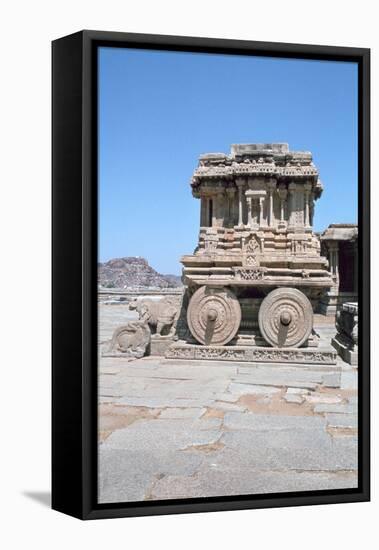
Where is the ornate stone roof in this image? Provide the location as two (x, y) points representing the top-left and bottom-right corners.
(191, 143), (321, 195)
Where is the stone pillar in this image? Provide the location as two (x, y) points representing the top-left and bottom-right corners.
(200, 196), (207, 227)
(267, 180), (276, 227)
(236, 179), (244, 226)
(278, 184), (287, 228)
(259, 197), (265, 227)
(215, 191), (225, 227)
(288, 183), (296, 228)
(226, 187), (236, 227)
(211, 195), (217, 228)
(304, 182), (312, 228)
(309, 192), (315, 226)
(246, 195), (253, 228)
(328, 242), (340, 291)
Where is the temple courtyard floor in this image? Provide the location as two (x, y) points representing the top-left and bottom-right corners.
(98, 303), (358, 504)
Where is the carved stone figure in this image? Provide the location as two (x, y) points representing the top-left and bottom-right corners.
(104, 320), (150, 358)
(129, 297), (179, 337)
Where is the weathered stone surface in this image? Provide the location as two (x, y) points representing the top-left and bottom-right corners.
(149, 335), (176, 356)
(332, 302), (358, 365)
(340, 368), (358, 390)
(322, 372), (342, 388)
(181, 143), (335, 358)
(100, 367), (121, 375)
(320, 226), (358, 316)
(259, 288), (313, 348)
(304, 393), (343, 405)
(103, 320), (151, 358)
(313, 403), (356, 414)
(212, 401), (247, 412)
(286, 387), (310, 395)
(284, 393), (305, 404)
(102, 418), (222, 451)
(223, 412), (326, 431)
(232, 367), (327, 387)
(228, 383), (281, 396)
(159, 407), (206, 419)
(116, 396), (215, 408)
(148, 469), (357, 500)
(129, 295), (181, 337)
(166, 343), (337, 366)
(220, 432), (357, 471)
(326, 414), (358, 429)
(187, 286), (241, 346)
(98, 447), (202, 503)
(98, 304), (358, 504)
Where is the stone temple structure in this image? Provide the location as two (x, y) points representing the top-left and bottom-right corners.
(319, 224), (358, 315)
(167, 143), (336, 365)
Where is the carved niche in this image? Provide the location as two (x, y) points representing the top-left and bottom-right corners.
(243, 234), (263, 267)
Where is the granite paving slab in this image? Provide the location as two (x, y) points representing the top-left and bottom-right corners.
(102, 418), (223, 452)
(99, 447), (203, 503)
(148, 469), (357, 501)
(326, 414), (358, 429)
(223, 412), (327, 431)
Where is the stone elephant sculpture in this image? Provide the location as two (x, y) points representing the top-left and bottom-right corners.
(129, 297), (179, 337)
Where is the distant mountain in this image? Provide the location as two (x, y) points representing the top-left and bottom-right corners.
(160, 273), (183, 287)
(98, 257), (183, 289)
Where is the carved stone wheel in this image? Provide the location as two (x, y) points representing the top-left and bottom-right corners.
(187, 286), (241, 346)
(258, 288), (313, 348)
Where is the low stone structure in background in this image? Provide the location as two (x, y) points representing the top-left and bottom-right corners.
(332, 302), (358, 366)
(319, 224), (358, 315)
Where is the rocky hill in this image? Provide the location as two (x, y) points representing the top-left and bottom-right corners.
(98, 257), (182, 289)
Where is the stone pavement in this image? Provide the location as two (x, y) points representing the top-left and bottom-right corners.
(98, 304), (358, 503)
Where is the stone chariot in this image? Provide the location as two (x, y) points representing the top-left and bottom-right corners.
(167, 143), (336, 365)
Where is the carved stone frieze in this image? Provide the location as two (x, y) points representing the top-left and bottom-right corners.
(234, 268), (266, 280)
(165, 343), (337, 365)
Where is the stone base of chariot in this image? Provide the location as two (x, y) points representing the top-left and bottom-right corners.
(150, 335), (177, 356)
(165, 342), (337, 366)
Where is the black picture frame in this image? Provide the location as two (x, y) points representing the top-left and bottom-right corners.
(52, 30), (370, 520)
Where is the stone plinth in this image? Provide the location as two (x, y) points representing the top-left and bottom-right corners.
(166, 342), (337, 367)
(150, 335), (177, 356)
(332, 302), (358, 366)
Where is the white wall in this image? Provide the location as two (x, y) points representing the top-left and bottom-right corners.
(1, 1), (376, 548)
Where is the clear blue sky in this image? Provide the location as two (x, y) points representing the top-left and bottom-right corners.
(99, 47), (358, 275)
